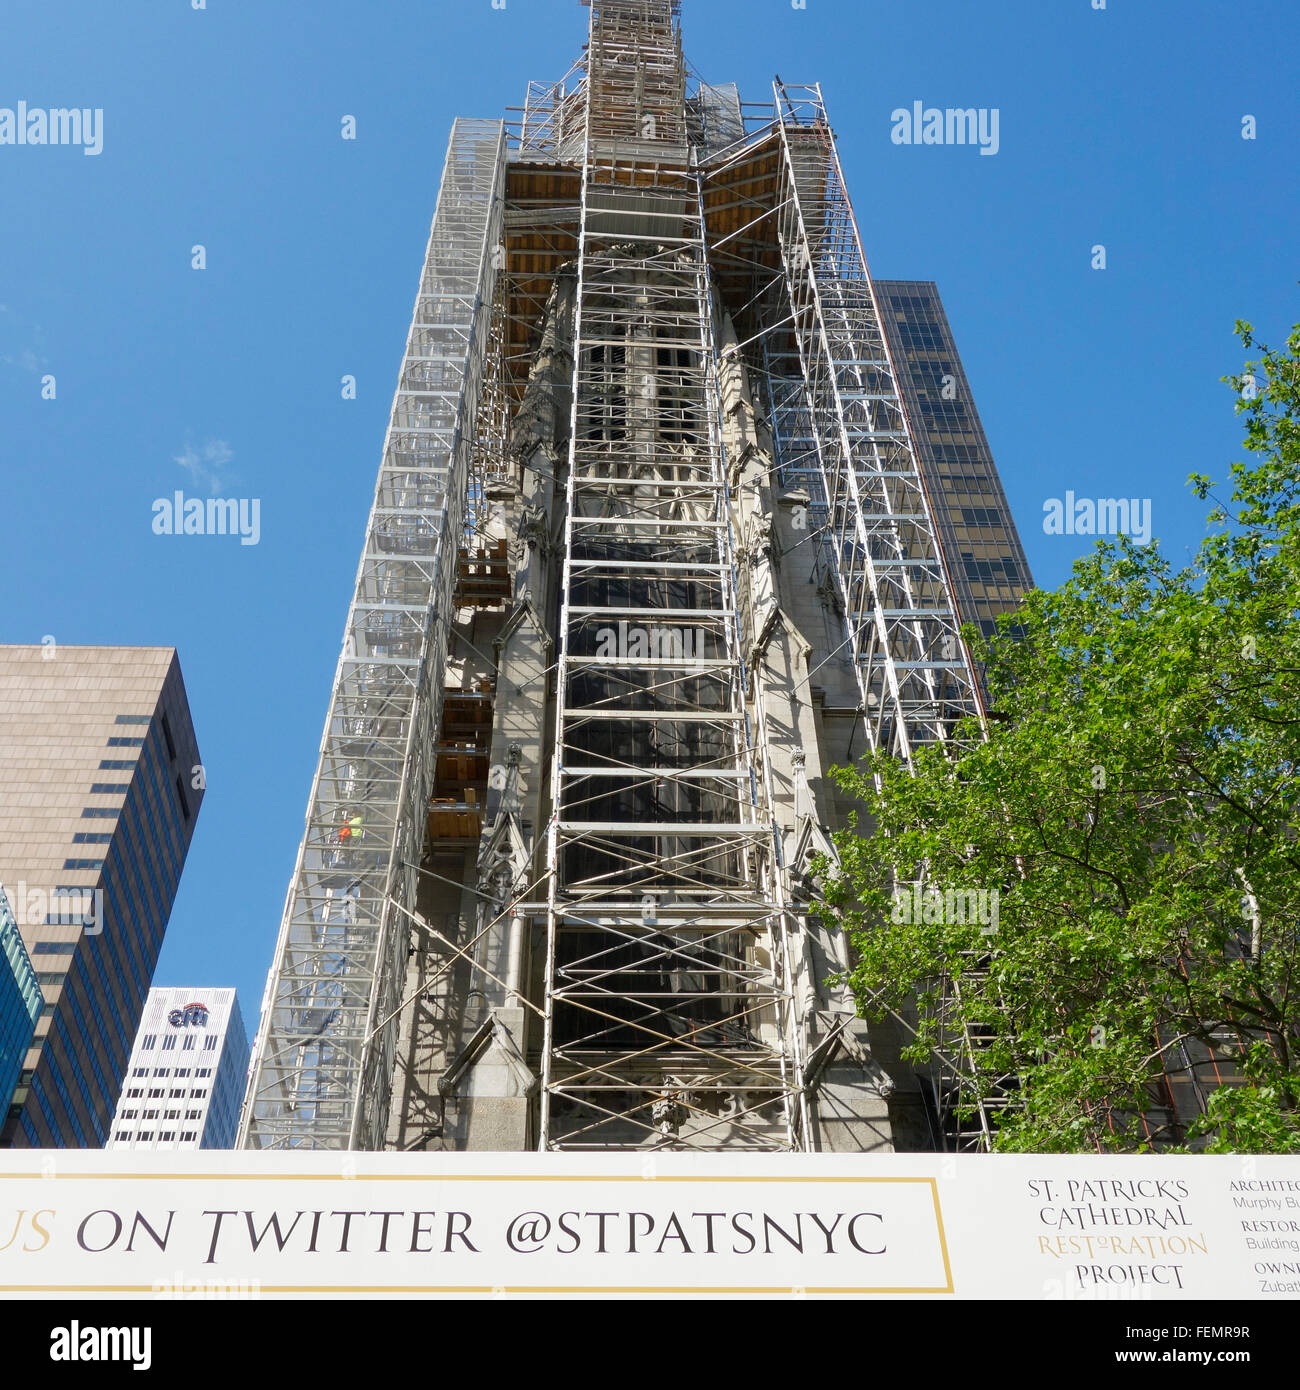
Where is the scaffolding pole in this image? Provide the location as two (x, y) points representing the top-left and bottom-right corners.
(769, 82), (983, 766)
(762, 83), (1006, 1149)
(239, 119), (506, 1150)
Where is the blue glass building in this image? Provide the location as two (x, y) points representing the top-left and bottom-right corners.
(0, 646), (204, 1148)
(0, 886), (43, 1126)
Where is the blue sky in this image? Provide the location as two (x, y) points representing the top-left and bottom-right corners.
(2, 0), (1297, 1035)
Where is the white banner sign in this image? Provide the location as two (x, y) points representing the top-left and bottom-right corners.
(1, 1151), (1298, 1299)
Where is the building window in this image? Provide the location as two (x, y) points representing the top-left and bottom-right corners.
(34, 942), (76, 955)
(139, 1133), (155, 1142)
(126, 1089), (142, 1098)
(196, 1068), (212, 1078)
(142, 1109), (159, 1119)
(203, 1035), (218, 1050)
(185, 1109), (202, 1119)
(132, 1067), (147, 1077)
(114, 715), (152, 725)
(161, 713), (177, 760)
(141, 1035), (157, 1050)
(89, 783), (130, 796)
(36, 972), (66, 985)
(62, 859), (104, 870)
(182, 1035), (196, 1050)
(80, 808), (117, 819)
(169, 1089), (184, 1098)
(164, 1110), (179, 1119)
(159, 1131), (175, 1141)
(161, 1035), (176, 1051)
(174, 1068), (190, 1077)
(106, 737), (144, 748)
(175, 776), (191, 822)
(98, 760), (136, 771)
(181, 1131), (197, 1142)
(147, 1089), (163, 1099)
(72, 832), (113, 844)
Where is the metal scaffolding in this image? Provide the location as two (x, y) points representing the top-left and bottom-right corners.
(764, 87), (1004, 1147)
(539, 0), (806, 1150)
(240, 0), (1029, 1155)
(695, 80), (999, 1145)
(767, 83), (983, 764)
(239, 119), (506, 1150)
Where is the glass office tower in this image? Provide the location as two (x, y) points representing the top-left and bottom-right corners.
(876, 280), (1033, 658)
(108, 987), (249, 1150)
(0, 646), (204, 1148)
(0, 886), (43, 1126)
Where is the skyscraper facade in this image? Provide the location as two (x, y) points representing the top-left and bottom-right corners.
(0, 646), (204, 1148)
(241, 0), (1032, 1154)
(0, 887), (42, 1126)
(876, 281), (1033, 648)
(107, 987), (248, 1151)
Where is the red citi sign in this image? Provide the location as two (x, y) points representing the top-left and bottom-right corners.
(167, 1002), (209, 1028)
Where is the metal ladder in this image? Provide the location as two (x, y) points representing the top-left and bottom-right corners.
(538, 0), (804, 1151)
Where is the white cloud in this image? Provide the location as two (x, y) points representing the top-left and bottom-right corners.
(0, 305), (45, 373)
(174, 439), (235, 496)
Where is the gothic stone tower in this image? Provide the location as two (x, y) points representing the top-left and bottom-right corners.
(240, 0), (1030, 1155)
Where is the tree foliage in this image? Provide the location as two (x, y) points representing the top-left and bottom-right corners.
(818, 317), (1300, 1152)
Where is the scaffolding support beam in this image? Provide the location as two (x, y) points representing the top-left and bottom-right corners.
(239, 119), (507, 1151)
(538, 0), (806, 1152)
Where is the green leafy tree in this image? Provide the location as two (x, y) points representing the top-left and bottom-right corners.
(818, 317), (1300, 1152)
